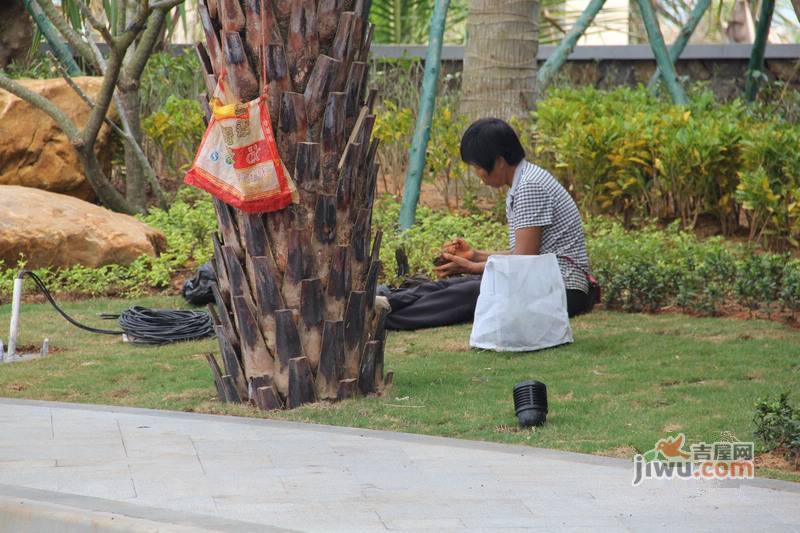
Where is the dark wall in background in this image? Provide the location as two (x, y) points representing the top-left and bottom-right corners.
(373, 44), (800, 100)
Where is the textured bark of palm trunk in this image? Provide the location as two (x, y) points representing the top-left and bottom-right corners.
(460, 0), (539, 121)
(197, 0), (388, 409)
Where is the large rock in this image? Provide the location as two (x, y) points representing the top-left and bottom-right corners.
(0, 77), (115, 200)
(0, 186), (166, 269)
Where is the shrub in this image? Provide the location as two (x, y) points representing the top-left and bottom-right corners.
(142, 96), (205, 178)
(374, 84), (800, 248)
(372, 195), (507, 285)
(734, 253), (786, 317)
(373, 94), (471, 208)
(753, 393), (800, 463)
(139, 51), (207, 185)
(3, 193), (799, 323)
(736, 122), (800, 248)
(780, 261), (800, 319)
(514, 86), (800, 248)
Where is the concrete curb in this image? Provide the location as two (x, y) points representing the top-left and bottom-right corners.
(2, 397), (798, 494)
(0, 484), (293, 533)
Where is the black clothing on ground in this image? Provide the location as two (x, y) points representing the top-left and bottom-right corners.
(380, 276), (482, 331)
(565, 289), (591, 317)
(381, 276), (590, 331)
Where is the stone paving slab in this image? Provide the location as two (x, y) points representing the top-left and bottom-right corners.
(0, 398), (798, 532)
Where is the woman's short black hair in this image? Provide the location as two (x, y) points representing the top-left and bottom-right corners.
(460, 118), (525, 172)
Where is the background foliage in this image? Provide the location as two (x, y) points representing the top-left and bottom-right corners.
(3, 193), (799, 323)
(525, 86), (800, 250)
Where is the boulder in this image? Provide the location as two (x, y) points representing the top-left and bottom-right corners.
(0, 77), (116, 200)
(0, 186), (166, 269)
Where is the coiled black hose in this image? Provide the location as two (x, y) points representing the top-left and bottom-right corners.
(17, 270), (215, 345)
(115, 306), (215, 345)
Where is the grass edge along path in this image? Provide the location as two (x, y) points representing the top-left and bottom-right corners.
(0, 295), (797, 482)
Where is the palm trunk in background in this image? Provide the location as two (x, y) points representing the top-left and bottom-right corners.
(460, 0), (540, 120)
(196, 0), (390, 410)
(2, 0), (34, 70)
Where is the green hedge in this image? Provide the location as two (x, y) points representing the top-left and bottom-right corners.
(522, 86), (800, 249)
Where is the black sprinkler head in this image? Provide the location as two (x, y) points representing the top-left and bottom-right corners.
(513, 380), (548, 427)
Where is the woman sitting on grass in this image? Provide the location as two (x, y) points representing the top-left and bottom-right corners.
(384, 118), (592, 330)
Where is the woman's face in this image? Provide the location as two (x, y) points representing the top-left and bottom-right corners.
(471, 157), (509, 188)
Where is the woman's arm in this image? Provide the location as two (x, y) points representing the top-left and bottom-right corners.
(513, 227), (542, 255)
(434, 227), (543, 277)
(444, 238), (508, 263)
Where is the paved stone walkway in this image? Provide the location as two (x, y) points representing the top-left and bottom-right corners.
(0, 398), (798, 532)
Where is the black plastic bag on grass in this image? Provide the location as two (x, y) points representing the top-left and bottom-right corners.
(182, 263), (216, 306)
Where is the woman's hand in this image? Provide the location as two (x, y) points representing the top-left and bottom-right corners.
(433, 253), (484, 278)
(442, 238), (476, 261)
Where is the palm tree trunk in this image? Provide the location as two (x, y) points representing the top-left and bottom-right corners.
(197, 0), (389, 409)
(460, 0), (539, 121)
(0, 0), (33, 69)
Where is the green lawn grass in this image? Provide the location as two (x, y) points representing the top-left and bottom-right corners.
(1, 295), (798, 481)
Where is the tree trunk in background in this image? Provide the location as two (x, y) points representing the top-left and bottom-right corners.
(0, 0), (33, 69)
(120, 87), (147, 212)
(628, 1), (648, 44)
(726, 0), (755, 43)
(196, 0), (390, 409)
(460, 0), (539, 121)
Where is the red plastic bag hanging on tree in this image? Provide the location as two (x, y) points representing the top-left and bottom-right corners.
(184, 74), (298, 213)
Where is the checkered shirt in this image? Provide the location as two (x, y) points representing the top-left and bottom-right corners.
(506, 160), (590, 293)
